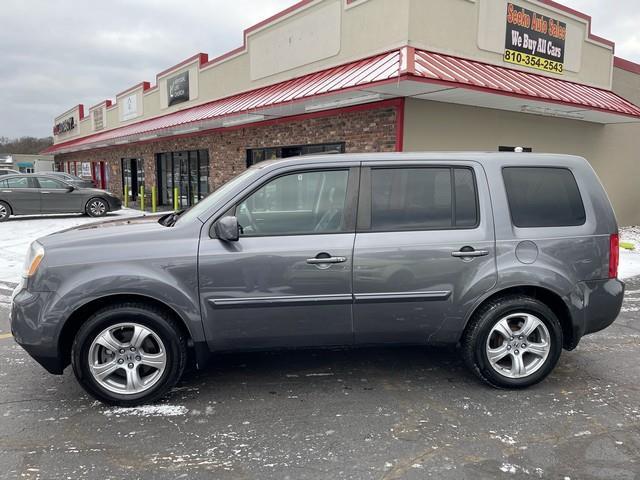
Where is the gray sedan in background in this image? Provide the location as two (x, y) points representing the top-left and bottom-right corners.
(0, 174), (121, 221)
(45, 171), (97, 188)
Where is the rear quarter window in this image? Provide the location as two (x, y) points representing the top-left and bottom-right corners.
(502, 167), (586, 228)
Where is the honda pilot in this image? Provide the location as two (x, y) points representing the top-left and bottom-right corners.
(10, 152), (624, 405)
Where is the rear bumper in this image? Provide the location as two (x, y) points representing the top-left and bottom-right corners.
(579, 277), (625, 338)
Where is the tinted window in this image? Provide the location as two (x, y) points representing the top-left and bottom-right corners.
(503, 167), (586, 227)
(370, 167), (478, 231)
(37, 177), (67, 189)
(237, 170), (349, 236)
(454, 168), (478, 227)
(5, 177), (29, 188)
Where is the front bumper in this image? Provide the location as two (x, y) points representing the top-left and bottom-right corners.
(107, 196), (122, 212)
(10, 287), (65, 374)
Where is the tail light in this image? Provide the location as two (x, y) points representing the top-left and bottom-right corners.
(609, 233), (619, 279)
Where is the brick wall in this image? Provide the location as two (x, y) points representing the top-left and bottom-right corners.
(55, 104), (399, 200)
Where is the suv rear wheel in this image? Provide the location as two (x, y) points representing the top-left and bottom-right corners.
(462, 295), (562, 388)
(71, 303), (187, 406)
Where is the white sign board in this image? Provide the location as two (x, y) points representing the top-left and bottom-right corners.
(121, 93), (139, 121)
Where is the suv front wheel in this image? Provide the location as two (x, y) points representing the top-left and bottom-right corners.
(462, 295), (563, 389)
(71, 303), (187, 406)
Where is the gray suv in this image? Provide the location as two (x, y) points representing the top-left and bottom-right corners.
(10, 153), (624, 406)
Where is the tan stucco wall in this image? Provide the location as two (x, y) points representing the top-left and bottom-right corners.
(53, 0), (617, 145)
(613, 66), (640, 107)
(403, 97), (640, 226)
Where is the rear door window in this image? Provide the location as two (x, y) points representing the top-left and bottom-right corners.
(5, 177), (29, 188)
(368, 167), (478, 231)
(503, 167), (586, 227)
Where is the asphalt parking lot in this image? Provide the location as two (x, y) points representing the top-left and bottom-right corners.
(0, 277), (639, 480)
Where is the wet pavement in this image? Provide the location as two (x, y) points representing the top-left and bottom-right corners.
(0, 277), (638, 479)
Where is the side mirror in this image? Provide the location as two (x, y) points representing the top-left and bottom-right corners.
(66, 185), (75, 192)
(213, 216), (240, 242)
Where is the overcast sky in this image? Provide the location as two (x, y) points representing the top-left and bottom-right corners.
(0, 0), (638, 139)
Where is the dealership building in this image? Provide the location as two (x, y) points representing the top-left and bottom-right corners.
(44, 0), (640, 224)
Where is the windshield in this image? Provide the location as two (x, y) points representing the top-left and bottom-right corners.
(176, 168), (258, 225)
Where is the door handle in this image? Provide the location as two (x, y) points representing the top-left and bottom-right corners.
(41, 191), (51, 194)
(451, 249), (489, 258)
(306, 256), (347, 265)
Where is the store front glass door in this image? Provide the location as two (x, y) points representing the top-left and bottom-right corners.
(156, 150), (210, 209)
(121, 158), (144, 203)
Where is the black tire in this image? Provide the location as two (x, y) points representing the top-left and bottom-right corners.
(71, 303), (187, 406)
(0, 200), (11, 222)
(462, 295), (563, 389)
(85, 197), (109, 217)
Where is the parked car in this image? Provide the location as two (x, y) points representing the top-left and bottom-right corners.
(0, 174), (121, 221)
(0, 168), (20, 176)
(45, 171), (97, 188)
(10, 152), (623, 406)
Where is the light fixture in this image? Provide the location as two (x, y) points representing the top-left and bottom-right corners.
(520, 105), (585, 120)
(113, 139), (129, 145)
(222, 114), (266, 127)
(305, 93), (383, 112)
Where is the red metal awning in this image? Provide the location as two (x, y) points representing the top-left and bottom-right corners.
(44, 47), (640, 154)
(412, 49), (640, 118)
(44, 50), (402, 154)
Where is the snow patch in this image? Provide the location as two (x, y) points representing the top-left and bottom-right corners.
(620, 226), (640, 280)
(0, 209), (143, 284)
(103, 405), (189, 417)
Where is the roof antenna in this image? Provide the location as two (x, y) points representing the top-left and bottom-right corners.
(514, 147), (524, 153)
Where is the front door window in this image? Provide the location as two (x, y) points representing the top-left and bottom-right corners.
(236, 170), (350, 236)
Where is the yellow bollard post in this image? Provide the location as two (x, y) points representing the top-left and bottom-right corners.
(173, 187), (179, 211)
(140, 185), (145, 211)
(152, 186), (157, 213)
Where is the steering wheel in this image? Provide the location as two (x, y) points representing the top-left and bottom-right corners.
(239, 204), (260, 234)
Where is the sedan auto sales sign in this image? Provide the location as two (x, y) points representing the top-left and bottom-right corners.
(504, 3), (566, 75)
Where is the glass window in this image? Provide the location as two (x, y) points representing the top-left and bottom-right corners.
(37, 177), (67, 189)
(198, 150), (210, 200)
(156, 150), (211, 208)
(5, 177), (29, 188)
(236, 170), (350, 236)
(503, 167), (586, 228)
(246, 143), (345, 166)
(371, 168), (453, 231)
(454, 168), (478, 227)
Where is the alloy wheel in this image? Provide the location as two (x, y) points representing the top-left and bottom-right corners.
(0, 204), (7, 219)
(89, 200), (106, 216)
(88, 323), (167, 395)
(485, 313), (551, 379)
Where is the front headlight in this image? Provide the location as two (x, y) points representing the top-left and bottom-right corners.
(23, 241), (45, 278)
